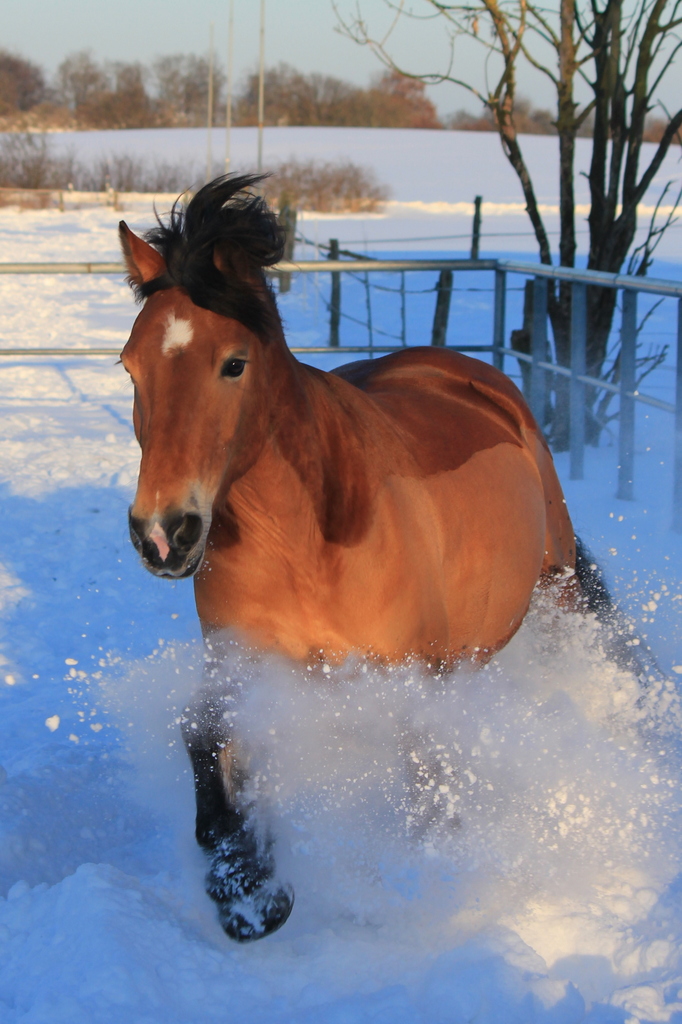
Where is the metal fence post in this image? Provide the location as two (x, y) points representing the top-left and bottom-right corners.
(530, 275), (548, 426)
(617, 289), (637, 501)
(569, 281), (587, 480)
(674, 297), (682, 531)
(278, 204), (296, 293)
(431, 269), (453, 346)
(493, 268), (506, 371)
(328, 238), (340, 347)
(470, 196), (482, 259)
(364, 272), (374, 355)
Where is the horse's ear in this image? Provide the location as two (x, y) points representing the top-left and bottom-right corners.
(213, 244), (249, 281)
(119, 221), (166, 285)
(213, 243), (263, 289)
(213, 245), (229, 277)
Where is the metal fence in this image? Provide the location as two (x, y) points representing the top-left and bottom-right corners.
(0, 257), (680, 531)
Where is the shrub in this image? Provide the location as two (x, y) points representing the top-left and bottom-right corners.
(0, 133), (77, 189)
(76, 153), (200, 192)
(0, 133), (389, 211)
(0, 133), (200, 192)
(445, 97), (557, 135)
(264, 157), (390, 212)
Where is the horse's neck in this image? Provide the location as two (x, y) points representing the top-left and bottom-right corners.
(231, 359), (379, 549)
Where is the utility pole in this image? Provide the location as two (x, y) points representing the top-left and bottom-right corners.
(257, 0), (265, 173)
(225, 0), (234, 174)
(206, 22), (214, 183)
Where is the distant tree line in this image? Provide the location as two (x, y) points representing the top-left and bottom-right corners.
(0, 50), (442, 130)
(0, 50), (222, 129)
(0, 48), (547, 134)
(446, 97), (673, 144)
(0, 47), (674, 141)
(234, 64), (441, 128)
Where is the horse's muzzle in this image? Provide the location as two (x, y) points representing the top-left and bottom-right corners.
(129, 508), (206, 578)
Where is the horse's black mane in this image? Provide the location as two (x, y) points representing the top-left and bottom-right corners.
(138, 173), (285, 337)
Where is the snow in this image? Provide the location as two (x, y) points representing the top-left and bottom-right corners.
(0, 127), (680, 1022)
(42, 125), (680, 207)
(26, 125), (682, 258)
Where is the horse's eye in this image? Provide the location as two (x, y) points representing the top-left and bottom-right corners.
(221, 358), (246, 378)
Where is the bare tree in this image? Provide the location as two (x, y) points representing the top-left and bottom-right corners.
(368, 69), (443, 126)
(0, 51), (46, 113)
(64, 59), (159, 130)
(56, 51), (108, 110)
(153, 54), (225, 126)
(337, 0), (682, 446)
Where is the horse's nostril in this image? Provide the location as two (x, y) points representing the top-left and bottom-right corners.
(170, 513), (203, 553)
(128, 511), (145, 549)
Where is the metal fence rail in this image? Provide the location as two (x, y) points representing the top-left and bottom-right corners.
(0, 262), (124, 274)
(0, 257), (680, 531)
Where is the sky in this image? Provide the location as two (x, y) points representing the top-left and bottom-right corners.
(2, 0), (682, 118)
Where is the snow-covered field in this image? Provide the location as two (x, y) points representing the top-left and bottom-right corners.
(39, 125), (682, 258)
(0, 129), (681, 1023)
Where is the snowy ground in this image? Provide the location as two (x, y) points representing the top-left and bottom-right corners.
(0, 131), (681, 1022)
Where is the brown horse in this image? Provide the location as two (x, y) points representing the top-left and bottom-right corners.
(119, 175), (578, 941)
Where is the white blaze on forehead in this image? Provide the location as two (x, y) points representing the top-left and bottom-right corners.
(162, 313), (193, 355)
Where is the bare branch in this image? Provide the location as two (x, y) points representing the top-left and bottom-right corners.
(637, 297), (666, 334)
(656, 98), (682, 145)
(635, 341), (669, 391)
(575, 98), (596, 129)
(627, 107), (682, 210)
(645, 38), (682, 100)
(517, 40), (559, 83)
(627, 181), (682, 275)
(523, 4), (561, 48)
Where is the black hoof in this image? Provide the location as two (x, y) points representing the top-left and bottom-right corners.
(216, 882), (294, 942)
(203, 835), (294, 941)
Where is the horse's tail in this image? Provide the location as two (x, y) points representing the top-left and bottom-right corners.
(574, 535), (659, 682)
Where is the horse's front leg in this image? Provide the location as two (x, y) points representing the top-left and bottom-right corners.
(181, 680), (293, 942)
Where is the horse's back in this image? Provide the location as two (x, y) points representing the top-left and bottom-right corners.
(334, 347), (536, 437)
(334, 347), (575, 577)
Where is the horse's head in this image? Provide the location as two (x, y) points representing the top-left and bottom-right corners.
(119, 175), (287, 579)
